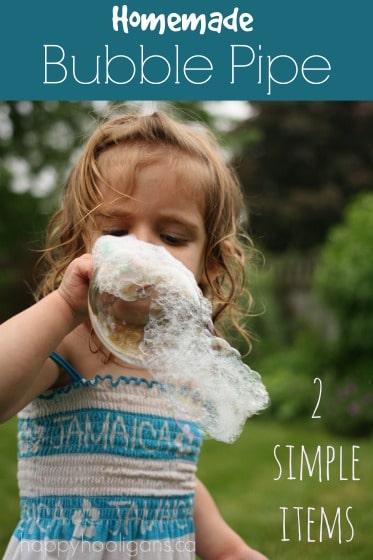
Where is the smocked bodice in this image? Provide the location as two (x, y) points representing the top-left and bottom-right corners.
(5, 374), (202, 559)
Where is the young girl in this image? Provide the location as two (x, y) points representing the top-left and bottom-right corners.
(1, 110), (268, 559)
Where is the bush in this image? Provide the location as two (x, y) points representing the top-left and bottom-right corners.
(321, 363), (373, 437)
(314, 192), (373, 356)
(313, 192), (373, 436)
(249, 330), (328, 422)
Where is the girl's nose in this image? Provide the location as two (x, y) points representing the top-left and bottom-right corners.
(131, 225), (158, 246)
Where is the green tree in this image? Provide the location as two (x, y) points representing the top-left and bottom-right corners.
(314, 192), (373, 358)
(233, 102), (373, 251)
(313, 192), (373, 435)
(0, 101), (97, 321)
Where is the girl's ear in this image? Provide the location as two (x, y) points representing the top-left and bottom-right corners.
(204, 255), (222, 284)
(201, 239), (243, 285)
(199, 258), (219, 294)
(199, 239), (234, 289)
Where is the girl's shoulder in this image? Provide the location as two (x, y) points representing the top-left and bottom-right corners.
(51, 325), (91, 387)
(58, 324), (153, 383)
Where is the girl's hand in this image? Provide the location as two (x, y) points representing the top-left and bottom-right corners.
(58, 254), (93, 323)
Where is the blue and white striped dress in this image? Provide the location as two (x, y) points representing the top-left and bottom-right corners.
(4, 354), (202, 559)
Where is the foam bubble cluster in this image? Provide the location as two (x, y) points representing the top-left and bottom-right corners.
(89, 235), (270, 442)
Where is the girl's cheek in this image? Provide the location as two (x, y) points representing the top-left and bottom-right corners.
(84, 230), (100, 253)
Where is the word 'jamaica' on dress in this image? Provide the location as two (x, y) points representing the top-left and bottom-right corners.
(4, 352), (202, 559)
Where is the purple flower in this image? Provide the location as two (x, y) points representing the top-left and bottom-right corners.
(347, 402), (361, 417)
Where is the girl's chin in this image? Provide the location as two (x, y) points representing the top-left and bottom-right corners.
(111, 296), (152, 327)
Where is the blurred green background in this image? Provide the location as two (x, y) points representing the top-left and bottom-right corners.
(1, 101), (372, 557)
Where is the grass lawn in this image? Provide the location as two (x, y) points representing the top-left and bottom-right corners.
(0, 415), (372, 558)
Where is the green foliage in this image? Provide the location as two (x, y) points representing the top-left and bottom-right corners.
(0, 101), (99, 321)
(248, 263), (289, 351)
(312, 193), (373, 436)
(240, 256), (324, 423)
(225, 260), (287, 360)
(251, 330), (328, 422)
(0, 187), (47, 320)
(321, 364), (373, 437)
(233, 102), (373, 251)
(314, 192), (373, 354)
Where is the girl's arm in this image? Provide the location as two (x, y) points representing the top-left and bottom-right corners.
(0, 254), (92, 422)
(194, 479), (268, 560)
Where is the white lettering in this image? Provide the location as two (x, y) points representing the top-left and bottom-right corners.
(43, 45), (67, 84)
(112, 5), (254, 35)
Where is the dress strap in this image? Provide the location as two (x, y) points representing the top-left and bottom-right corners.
(49, 351), (82, 383)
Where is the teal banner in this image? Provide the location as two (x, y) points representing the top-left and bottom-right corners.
(0, 0), (371, 100)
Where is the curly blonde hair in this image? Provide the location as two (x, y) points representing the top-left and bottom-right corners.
(35, 109), (254, 345)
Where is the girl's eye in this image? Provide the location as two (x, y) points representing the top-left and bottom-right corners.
(161, 233), (187, 246)
(103, 229), (128, 237)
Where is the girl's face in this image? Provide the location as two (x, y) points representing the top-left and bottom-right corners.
(90, 147), (208, 284)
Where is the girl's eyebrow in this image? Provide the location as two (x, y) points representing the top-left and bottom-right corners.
(95, 210), (202, 232)
(95, 210), (132, 219)
(157, 214), (201, 232)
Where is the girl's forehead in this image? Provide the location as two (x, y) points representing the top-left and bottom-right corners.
(97, 143), (210, 202)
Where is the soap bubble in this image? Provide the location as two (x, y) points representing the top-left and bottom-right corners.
(88, 234), (201, 367)
(89, 235), (270, 442)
